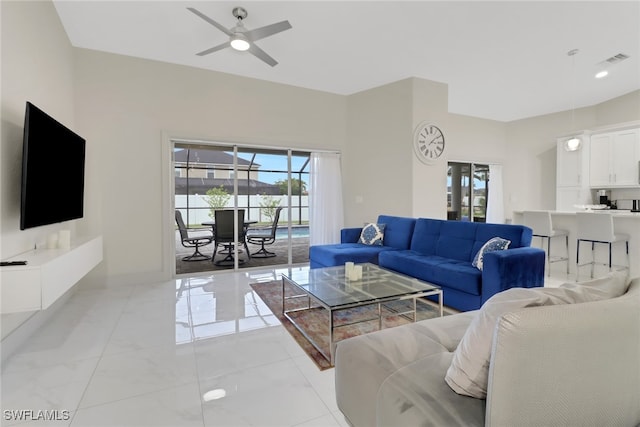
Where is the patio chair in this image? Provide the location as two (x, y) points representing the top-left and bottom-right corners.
(246, 207), (283, 258)
(212, 209), (251, 266)
(175, 210), (213, 261)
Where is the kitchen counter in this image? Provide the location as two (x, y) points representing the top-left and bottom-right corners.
(512, 210), (640, 279)
(547, 210), (640, 217)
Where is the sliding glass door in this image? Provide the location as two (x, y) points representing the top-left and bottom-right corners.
(174, 142), (310, 274)
(447, 162), (489, 222)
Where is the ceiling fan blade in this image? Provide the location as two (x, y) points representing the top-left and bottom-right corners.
(245, 21), (292, 42)
(248, 44), (278, 67)
(187, 7), (233, 37)
(196, 41), (230, 56)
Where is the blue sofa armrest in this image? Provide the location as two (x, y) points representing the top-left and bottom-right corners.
(341, 228), (362, 243)
(481, 247), (546, 305)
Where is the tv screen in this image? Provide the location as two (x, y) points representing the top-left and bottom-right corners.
(20, 102), (86, 230)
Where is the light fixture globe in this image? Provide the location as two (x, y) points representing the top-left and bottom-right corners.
(564, 49), (581, 152)
(565, 137), (581, 151)
(230, 33), (250, 51)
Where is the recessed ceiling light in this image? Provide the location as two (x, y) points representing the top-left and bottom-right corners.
(595, 70), (609, 79)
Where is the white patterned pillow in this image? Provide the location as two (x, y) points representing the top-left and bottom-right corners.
(472, 237), (511, 270)
(358, 223), (386, 246)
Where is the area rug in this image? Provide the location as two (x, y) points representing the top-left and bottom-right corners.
(249, 280), (446, 370)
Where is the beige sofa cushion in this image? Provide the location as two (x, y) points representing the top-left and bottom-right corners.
(335, 311), (475, 427)
(445, 271), (630, 398)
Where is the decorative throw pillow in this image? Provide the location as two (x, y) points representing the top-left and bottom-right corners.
(358, 223), (386, 246)
(472, 237), (511, 270)
(444, 270), (629, 399)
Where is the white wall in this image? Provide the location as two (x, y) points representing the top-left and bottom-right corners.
(504, 91), (640, 215)
(342, 77), (639, 227)
(344, 79), (414, 225)
(0, 0), (77, 339)
(411, 78), (450, 219)
(344, 77), (509, 224)
(1, 0), (76, 258)
(594, 90), (640, 126)
(2, 0), (639, 343)
(73, 49), (347, 281)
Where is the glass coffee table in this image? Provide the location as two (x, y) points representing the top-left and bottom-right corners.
(281, 263), (443, 365)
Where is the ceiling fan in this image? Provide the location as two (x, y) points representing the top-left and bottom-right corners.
(187, 6), (292, 67)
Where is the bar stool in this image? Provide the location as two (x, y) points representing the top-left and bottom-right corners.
(576, 212), (629, 280)
(523, 210), (569, 277)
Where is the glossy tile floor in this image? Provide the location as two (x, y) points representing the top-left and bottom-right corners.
(1, 267), (349, 427)
(2, 263), (572, 427)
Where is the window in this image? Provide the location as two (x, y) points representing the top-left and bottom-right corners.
(447, 162), (489, 222)
(173, 143), (310, 273)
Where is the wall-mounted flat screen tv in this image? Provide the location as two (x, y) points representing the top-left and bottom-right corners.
(20, 102), (86, 230)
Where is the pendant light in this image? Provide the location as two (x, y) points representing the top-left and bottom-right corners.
(565, 49), (582, 152)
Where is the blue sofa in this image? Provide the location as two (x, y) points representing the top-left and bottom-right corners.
(309, 215), (545, 311)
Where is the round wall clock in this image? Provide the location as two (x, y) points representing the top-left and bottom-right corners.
(413, 122), (445, 164)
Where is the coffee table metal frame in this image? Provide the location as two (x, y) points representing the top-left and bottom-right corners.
(281, 263), (443, 365)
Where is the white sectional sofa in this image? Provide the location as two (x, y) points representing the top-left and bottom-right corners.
(335, 274), (640, 426)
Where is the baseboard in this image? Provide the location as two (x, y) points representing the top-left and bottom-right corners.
(0, 270), (169, 365)
(103, 269), (171, 288)
(1, 287), (74, 365)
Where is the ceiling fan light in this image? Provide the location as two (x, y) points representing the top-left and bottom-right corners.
(565, 137), (581, 151)
(230, 35), (250, 51)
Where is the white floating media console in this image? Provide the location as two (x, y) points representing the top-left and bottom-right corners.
(1, 236), (103, 314)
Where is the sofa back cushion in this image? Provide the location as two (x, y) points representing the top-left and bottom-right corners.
(471, 223), (532, 255)
(409, 217), (443, 255)
(410, 218), (533, 262)
(376, 215), (416, 250)
(437, 221), (480, 262)
(445, 271), (631, 399)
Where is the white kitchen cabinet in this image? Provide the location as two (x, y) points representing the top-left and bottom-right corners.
(589, 128), (640, 188)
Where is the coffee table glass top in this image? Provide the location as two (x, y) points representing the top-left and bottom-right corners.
(282, 263), (440, 309)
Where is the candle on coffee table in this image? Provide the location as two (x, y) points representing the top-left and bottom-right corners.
(345, 262), (354, 275)
(353, 265), (363, 280)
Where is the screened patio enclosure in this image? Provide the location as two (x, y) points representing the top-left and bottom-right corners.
(173, 143), (310, 274)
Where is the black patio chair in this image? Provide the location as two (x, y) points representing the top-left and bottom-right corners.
(175, 210), (213, 261)
(246, 207), (283, 258)
(212, 209), (251, 266)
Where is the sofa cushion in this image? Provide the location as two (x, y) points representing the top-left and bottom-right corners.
(335, 311), (475, 427)
(409, 218), (443, 255)
(377, 215), (416, 249)
(436, 221), (479, 262)
(412, 311), (477, 352)
(409, 218), (533, 263)
(445, 271), (630, 399)
(358, 222), (386, 245)
(377, 353), (486, 427)
(308, 243), (397, 267)
(471, 237), (511, 270)
(379, 251), (483, 296)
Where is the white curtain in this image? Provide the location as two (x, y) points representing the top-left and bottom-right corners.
(486, 164), (505, 224)
(309, 152), (344, 245)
